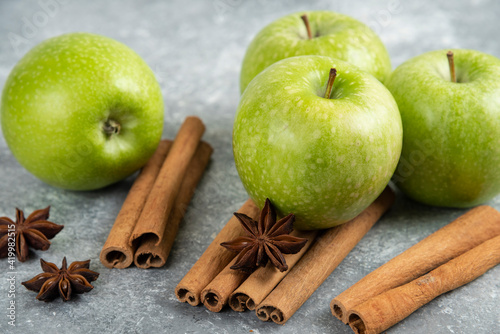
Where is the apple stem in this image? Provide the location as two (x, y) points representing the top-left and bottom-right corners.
(324, 68), (337, 99)
(301, 14), (313, 40)
(447, 51), (456, 83)
(103, 119), (121, 136)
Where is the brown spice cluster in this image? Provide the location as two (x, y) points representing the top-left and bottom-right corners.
(22, 257), (99, 302)
(0, 207), (63, 262)
(221, 198), (307, 272)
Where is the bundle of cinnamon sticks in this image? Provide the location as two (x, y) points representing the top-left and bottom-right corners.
(100, 116), (212, 269)
(331, 205), (500, 334)
(175, 183), (500, 329)
(175, 187), (395, 323)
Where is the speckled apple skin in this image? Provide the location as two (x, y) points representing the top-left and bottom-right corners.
(240, 11), (392, 93)
(1, 33), (164, 190)
(386, 49), (500, 207)
(233, 56), (402, 230)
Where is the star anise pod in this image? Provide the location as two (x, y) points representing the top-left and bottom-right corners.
(22, 257), (100, 302)
(0, 207), (64, 262)
(221, 199), (308, 273)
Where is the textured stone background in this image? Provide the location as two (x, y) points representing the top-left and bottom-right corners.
(0, 0), (499, 333)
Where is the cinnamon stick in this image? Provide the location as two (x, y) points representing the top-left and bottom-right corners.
(203, 229), (317, 313)
(175, 199), (260, 306)
(347, 234), (500, 334)
(256, 187), (395, 324)
(330, 205), (500, 324)
(134, 141), (213, 268)
(99, 140), (172, 269)
(201, 256), (250, 312)
(130, 117), (205, 247)
(229, 230), (317, 312)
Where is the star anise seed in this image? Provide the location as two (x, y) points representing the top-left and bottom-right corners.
(0, 207), (64, 262)
(22, 257), (99, 302)
(221, 199), (308, 273)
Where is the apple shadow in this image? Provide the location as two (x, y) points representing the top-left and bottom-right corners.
(63, 172), (138, 199)
(387, 185), (469, 223)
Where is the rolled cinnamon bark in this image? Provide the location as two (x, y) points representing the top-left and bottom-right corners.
(256, 187), (395, 324)
(347, 234), (500, 334)
(99, 140), (172, 269)
(204, 229), (317, 313)
(175, 199), (260, 306)
(201, 256), (250, 312)
(331, 205), (500, 324)
(228, 230), (317, 312)
(134, 141), (213, 269)
(130, 116), (205, 247)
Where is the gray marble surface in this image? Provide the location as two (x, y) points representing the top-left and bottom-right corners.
(0, 0), (499, 333)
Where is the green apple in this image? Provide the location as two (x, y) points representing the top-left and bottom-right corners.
(233, 55), (402, 230)
(386, 49), (500, 207)
(240, 11), (392, 93)
(1, 33), (164, 190)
